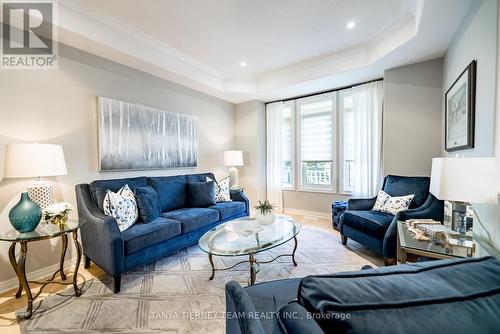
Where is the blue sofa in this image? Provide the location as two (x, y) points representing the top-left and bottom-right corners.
(225, 256), (500, 334)
(339, 175), (444, 265)
(75, 172), (249, 293)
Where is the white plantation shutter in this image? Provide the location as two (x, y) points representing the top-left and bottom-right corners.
(299, 95), (334, 162)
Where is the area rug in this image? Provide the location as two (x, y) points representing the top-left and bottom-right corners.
(19, 227), (379, 333)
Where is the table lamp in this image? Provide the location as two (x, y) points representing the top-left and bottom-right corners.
(224, 150), (243, 189)
(4, 143), (68, 209)
(430, 157), (497, 232)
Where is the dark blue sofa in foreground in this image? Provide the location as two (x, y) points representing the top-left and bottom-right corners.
(339, 175), (444, 265)
(225, 256), (500, 334)
(75, 172), (249, 293)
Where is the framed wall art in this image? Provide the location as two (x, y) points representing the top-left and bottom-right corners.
(445, 60), (476, 152)
(98, 97), (198, 171)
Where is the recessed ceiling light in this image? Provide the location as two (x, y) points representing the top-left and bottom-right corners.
(240, 61), (246, 67)
(346, 21), (356, 29)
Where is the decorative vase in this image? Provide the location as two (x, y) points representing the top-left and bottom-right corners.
(51, 215), (68, 230)
(256, 211), (275, 225)
(9, 192), (42, 233)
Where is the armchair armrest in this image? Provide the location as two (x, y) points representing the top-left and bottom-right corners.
(230, 189), (250, 216)
(383, 194), (444, 259)
(347, 197), (377, 211)
(225, 281), (266, 334)
(277, 302), (325, 334)
(75, 184), (125, 276)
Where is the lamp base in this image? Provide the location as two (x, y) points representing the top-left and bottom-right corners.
(446, 200), (472, 233)
(27, 180), (54, 209)
(228, 166), (239, 189)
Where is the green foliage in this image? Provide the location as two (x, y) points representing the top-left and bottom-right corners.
(254, 200), (274, 215)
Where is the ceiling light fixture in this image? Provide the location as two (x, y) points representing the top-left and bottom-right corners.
(240, 61), (246, 67)
(346, 21), (356, 29)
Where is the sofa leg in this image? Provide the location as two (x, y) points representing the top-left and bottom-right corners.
(113, 275), (121, 294)
(384, 257), (396, 266)
(341, 234), (348, 245)
(84, 255), (91, 269)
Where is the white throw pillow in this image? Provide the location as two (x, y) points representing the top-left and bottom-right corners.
(103, 184), (138, 232)
(372, 190), (414, 215)
(206, 176), (232, 202)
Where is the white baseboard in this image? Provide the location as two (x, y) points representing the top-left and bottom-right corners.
(0, 257), (77, 293)
(284, 208), (331, 219)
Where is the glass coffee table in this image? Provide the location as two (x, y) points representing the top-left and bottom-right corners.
(397, 221), (475, 263)
(198, 215), (301, 285)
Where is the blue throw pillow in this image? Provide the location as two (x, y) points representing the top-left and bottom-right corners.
(187, 181), (216, 207)
(148, 176), (187, 212)
(134, 186), (160, 223)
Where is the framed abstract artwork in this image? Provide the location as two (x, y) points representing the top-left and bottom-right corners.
(445, 60), (476, 152)
(98, 97), (198, 171)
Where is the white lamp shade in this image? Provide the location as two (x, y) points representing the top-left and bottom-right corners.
(430, 157), (498, 204)
(4, 143), (67, 178)
(224, 150), (243, 167)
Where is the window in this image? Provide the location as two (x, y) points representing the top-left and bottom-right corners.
(341, 90), (354, 193)
(281, 102), (294, 188)
(298, 94), (335, 191)
(273, 79), (382, 194)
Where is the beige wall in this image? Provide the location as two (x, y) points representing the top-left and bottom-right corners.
(0, 45), (235, 285)
(384, 58), (443, 176)
(442, 0), (498, 157)
(235, 101), (267, 207)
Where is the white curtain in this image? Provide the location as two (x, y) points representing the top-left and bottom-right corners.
(266, 102), (284, 212)
(352, 81), (384, 198)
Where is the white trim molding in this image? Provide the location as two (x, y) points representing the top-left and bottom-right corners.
(284, 208), (331, 220)
(53, 0), (446, 103)
(0, 257), (78, 293)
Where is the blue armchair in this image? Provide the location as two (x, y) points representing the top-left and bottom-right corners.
(339, 175), (443, 265)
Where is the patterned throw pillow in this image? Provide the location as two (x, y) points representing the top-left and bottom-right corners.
(103, 184), (138, 231)
(372, 190), (414, 215)
(206, 176), (232, 202)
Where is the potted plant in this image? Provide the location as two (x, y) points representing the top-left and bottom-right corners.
(43, 202), (73, 229)
(254, 200), (275, 225)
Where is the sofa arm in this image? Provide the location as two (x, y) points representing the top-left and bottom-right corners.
(277, 302), (325, 334)
(225, 281), (266, 334)
(347, 197), (377, 210)
(75, 184), (125, 276)
(231, 190), (250, 216)
(382, 194), (444, 259)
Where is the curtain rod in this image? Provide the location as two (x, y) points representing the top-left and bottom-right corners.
(265, 78), (383, 105)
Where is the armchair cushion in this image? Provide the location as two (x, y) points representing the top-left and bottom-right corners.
(298, 257), (500, 333)
(383, 175), (430, 208)
(372, 190), (414, 215)
(209, 201), (246, 220)
(342, 210), (394, 238)
(161, 207), (219, 233)
(148, 176), (187, 212)
(122, 217), (181, 255)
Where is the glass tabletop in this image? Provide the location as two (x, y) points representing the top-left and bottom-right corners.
(398, 221), (475, 258)
(0, 219), (85, 242)
(198, 215), (301, 256)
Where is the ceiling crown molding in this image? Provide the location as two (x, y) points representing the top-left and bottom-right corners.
(56, 0), (450, 103)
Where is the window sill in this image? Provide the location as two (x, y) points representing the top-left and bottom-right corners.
(297, 187), (336, 194)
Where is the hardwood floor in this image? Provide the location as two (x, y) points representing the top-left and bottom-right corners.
(0, 214), (382, 334)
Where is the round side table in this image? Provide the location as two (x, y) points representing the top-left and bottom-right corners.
(0, 219), (86, 319)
